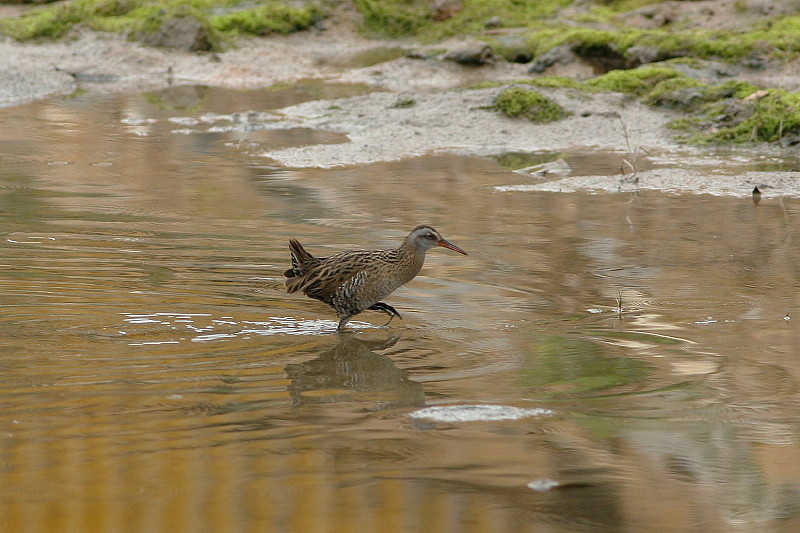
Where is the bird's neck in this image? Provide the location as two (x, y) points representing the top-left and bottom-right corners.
(398, 242), (427, 276)
(399, 241), (426, 260)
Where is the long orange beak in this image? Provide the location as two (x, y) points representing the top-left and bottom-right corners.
(437, 239), (468, 255)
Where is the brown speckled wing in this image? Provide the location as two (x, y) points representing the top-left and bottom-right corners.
(294, 250), (374, 303)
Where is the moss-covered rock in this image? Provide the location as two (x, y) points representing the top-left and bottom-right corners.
(527, 76), (586, 90)
(352, 0), (569, 41)
(670, 90), (800, 144)
(489, 16), (800, 68)
(0, 0), (321, 47)
(583, 65), (681, 95)
(494, 87), (570, 122)
(641, 76), (705, 109)
(212, 2), (319, 36)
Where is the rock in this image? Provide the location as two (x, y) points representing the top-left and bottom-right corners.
(573, 41), (626, 72)
(494, 34), (532, 63)
(625, 45), (667, 68)
(142, 16), (212, 52)
(53, 66), (119, 84)
(443, 39), (494, 66)
(431, 0), (463, 22)
(779, 134), (800, 147)
(666, 59), (738, 84)
(743, 89), (770, 101)
(528, 44), (576, 73)
(484, 16), (502, 29)
(741, 54), (767, 70)
(713, 98), (755, 125)
(648, 86), (706, 110)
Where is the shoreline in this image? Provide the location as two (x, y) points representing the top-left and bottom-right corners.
(2, 23), (799, 198)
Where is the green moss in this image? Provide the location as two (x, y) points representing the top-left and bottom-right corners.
(352, 0), (570, 40)
(0, 0), (320, 43)
(466, 76), (585, 91)
(351, 0), (427, 38)
(464, 80), (506, 90)
(642, 76), (704, 109)
(574, 0), (667, 25)
(584, 65), (794, 143)
(480, 66), (797, 145)
(713, 80), (760, 99)
(494, 87), (570, 122)
(494, 16), (800, 67)
(674, 90), (800, 144)
(585, 65), (681, 95)
(211, 3), (319, 35)
(469, 65), (792, 143)
(527, 76), (586, 90)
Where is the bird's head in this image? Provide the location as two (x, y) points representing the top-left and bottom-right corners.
(406, 225), (467, 255)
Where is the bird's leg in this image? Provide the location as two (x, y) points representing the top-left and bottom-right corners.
(337, 315), (353, 332)
(368, 302), (402, 326)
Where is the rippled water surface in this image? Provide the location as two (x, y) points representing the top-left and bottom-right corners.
(2, 86), (800, 533)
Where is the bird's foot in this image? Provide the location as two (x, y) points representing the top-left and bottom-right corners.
(368, 302), (402, 326)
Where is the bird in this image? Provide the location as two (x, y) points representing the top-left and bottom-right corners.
(284, 225), (467, 331)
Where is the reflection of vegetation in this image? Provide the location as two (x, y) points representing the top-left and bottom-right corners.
(263, 80), (374, 101)
(346, 47), (407, 68)
(494, 87), (570, 123)
(143, 85), (210, 112)
(492, 151), (563, 171)
(0, 0), (320, 46)
(520, 334), (650, 397)
(0, 176), (56, 223)
(589, 330), (685, 345)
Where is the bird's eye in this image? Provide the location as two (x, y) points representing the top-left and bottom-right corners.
(425, 233), (436, 240)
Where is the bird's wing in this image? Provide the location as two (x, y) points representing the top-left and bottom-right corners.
(295, 250), (376, 303)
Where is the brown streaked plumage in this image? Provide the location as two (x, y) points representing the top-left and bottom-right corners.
(284, 225), (467, 331)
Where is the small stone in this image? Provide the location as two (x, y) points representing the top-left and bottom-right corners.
(141, 16), (212, 52)
(443, 39), (495, 66)
(431, 0), (463, 21)
(390, 97), (416, 109)
(624, 45), (666, 68)
(741, 55), (767, 70)
(744, 89), (770, 101)
(528, 44), (575, 73)
(494, 34), (532, 64)
(484, 16), (502, 29)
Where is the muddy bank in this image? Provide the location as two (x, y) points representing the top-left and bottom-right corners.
(1, 17), (799, 198)
(2, 26), (678, 168)
(259, 87), (678, 167)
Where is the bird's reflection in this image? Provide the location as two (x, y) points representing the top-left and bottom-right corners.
(284, 334), (425, 410)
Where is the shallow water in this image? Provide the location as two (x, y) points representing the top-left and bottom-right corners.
(2, 85), (800, 533)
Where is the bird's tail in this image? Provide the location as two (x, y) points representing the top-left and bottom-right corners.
(284, 239), (319, 293)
